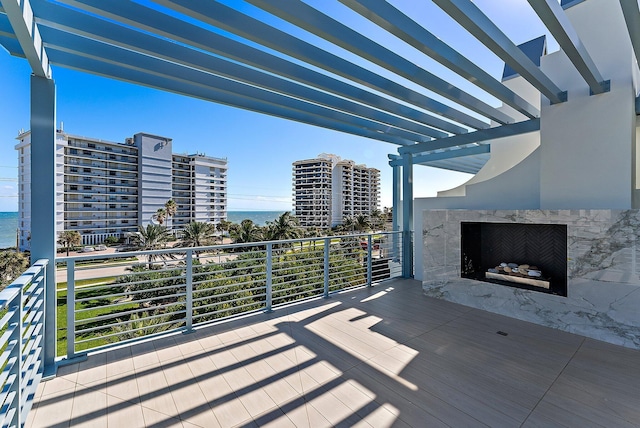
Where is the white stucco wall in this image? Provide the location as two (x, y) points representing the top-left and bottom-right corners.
(539, 0), (637, 209)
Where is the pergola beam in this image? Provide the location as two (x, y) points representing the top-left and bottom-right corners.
(528, 0), (608, 95)
(39, 37), (414, 146)
(50, 0), (467, 136)
(147, 0), (488, 130)
(0, 0), (50, 77)
(33, 4), (443, 141)
(338, 0), (539, 120)
(398, 119), (540, 155)
(246, 0), (514, 125)
(432, 0), (567, 104)
(389, 145), (490, 166)
(619, 0), (640, 71)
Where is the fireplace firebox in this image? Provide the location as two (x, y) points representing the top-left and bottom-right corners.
(461, 222), (567, 296)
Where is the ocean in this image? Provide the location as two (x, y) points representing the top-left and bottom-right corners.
(0, 211), (287, 249)
(0, 212), (18, 249)
(226, 210), (289, 226)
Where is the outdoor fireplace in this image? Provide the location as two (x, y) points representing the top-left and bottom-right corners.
(460, 222), (567, 296)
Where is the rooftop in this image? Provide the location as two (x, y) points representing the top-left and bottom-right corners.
(27, 279), (640, 427)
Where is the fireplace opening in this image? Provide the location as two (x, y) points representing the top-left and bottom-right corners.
(461, 222), (567, 296)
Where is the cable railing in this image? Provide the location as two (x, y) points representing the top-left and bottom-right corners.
(57, 231), (407, 359)
(0, 260), (48, 428)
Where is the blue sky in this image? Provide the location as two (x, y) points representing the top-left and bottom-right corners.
(0, 0), (553, 212)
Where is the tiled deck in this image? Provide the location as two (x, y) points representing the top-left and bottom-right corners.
(27, 279), (640, 427)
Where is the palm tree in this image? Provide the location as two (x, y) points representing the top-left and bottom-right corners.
(370, 209), (384, 231)
(57, 230), (82, 256)
(229, 219), (263, 245)
(354, 214), (372, 233)
(342, 216), (355, 233)
(153, 208), (167, 225)
(130, 224), (171, 268)
(178, 221), (217, 248)
(216, 219), (233, 238)
(164, 199), (177, 230)
(267, 212), (301, 241)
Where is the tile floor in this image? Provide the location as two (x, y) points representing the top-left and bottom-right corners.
(26, 279), (640, 427)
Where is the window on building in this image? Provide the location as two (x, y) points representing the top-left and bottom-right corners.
(83, 186), (91, 190)
(109, 171), (116, 176)
(83, 150), (91, 155)
(84, 168), (91, 173)
(109, 204), (116, 209)
(83, 177), (91, 182)
(70, 221), (78, 227)
(83, 203), (92, 208)
(88, 143), (96, 149)
(70, 167), (78, 173)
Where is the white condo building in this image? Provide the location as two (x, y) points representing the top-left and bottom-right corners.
(15, 130), (227, 250)
(293, 153), (380, 228)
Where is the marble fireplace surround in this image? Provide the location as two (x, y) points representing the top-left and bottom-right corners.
(422, 210), (640, 349)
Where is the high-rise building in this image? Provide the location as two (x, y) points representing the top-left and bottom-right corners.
(293, 153), (380, 228)
(15, 130), (227, 250)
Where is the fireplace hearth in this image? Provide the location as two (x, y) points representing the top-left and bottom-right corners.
(461, 222), (567, 296)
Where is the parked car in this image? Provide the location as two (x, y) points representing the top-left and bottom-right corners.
(81, 246), (95, 252)
(95, 244), (108, 251)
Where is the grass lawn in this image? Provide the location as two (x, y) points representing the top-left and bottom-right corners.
(56, 282), (138, 356)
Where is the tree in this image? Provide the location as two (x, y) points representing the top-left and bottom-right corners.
(178, 221), (217, 248)
(130, 224), (171, 268)
(266, 212), (301, 241)
(153, 208), (167, 225)
(230, 219), (263, 245)
(164, 199), (178, 229)
(354, 214), (372, 233)
(342, 216), (355, 233)
(57, 230), (82, 256)
(0, 250), (30, 289)
(216, 219), (233, 237)
(370, 209), (384, 231)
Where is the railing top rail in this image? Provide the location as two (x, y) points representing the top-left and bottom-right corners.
(56, 231), (403, 263)
(0, 259), (48, 309)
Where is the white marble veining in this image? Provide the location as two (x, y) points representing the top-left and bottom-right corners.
(422, 210), (640, 349)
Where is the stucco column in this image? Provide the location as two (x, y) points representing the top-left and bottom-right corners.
(402, 153), (413, 278)
(30, 75), (57, 376)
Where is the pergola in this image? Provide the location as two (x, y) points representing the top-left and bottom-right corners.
(2, 0), (639, 374)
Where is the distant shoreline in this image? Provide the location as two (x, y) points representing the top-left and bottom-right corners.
(0, 210), (289, 248)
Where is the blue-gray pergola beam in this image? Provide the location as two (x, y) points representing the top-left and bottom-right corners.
(399, 119), (540, 155)
(245, 0), (514, 125)
(432, 0), (567, 104)
(146, 0), (488, 130)
(527, 0), (608, 95)
(0, 0), (50, 77)
(40, 39), (414, 146)
(389, 145), (490, 166)
(48, 0), (466, 135)
(620, 0), (640, 72)
(339, 0), (539, 120)
(32, 3), (443, 142)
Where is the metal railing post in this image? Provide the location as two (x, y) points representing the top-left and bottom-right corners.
(265, 243), (273, 312)
(323, 238), (330, 298)
(66, 260), (75, 359)
(185, 250), (193, 332)
(367, 234), (373, 287)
